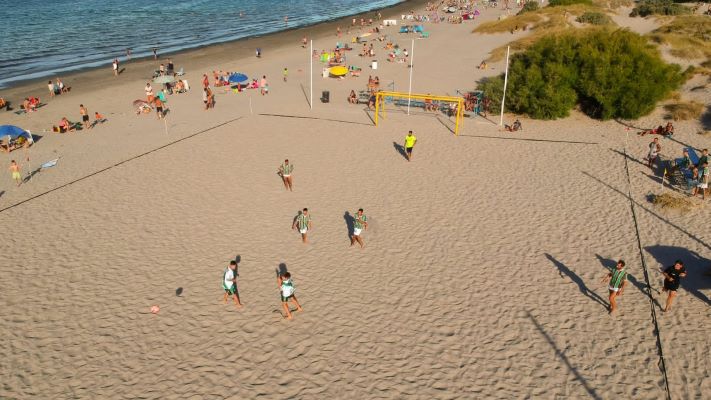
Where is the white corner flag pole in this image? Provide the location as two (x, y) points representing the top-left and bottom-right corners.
(310, 39), (313, 110)
(407, 38), (415, 115)
(499, 46), (510, 127)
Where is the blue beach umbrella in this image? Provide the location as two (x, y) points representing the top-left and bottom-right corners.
(0, 125), (32, 141)
(228, 73), (248, 83)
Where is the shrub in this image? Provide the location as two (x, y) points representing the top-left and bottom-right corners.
(576, 11), (612, 24)
(664, 101), (704, 120)
(548, 0), (592, 6)
(518, 1), (540, 14)
(630, 0), (691, 17)
(477, 29), (683, 120)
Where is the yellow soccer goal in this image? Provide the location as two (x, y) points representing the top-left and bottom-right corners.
(374, 91), (465, 135)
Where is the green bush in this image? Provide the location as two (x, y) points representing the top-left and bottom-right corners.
(630, 0), (691, 17)
(477, 29), (683, 120)
(518, 1), (540, 14)
(548, 0), (592, 6)
(576, 11), (612, 25)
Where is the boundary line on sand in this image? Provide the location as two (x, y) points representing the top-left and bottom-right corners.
(257, 113), (372, 126)
(0, 117), (243, 214)
(621, 143), (672, 400)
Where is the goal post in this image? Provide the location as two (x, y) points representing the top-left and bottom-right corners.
(374, 91), (465, 135)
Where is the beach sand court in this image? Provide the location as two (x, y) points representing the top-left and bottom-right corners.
(1, 2), (710, 399)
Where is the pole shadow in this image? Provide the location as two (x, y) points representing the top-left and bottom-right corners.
(343, 211), (354, 241)
(644, 245), (711, 307)
(299, 83), (311, 108)
(392, 141), (408, 161)
(527, 311), (602, 400)
(544, 253), (607, 309)
(609, 148), (646, 168)
(581, 171), (711, 251)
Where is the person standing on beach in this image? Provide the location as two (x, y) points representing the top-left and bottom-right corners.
(145, 82), (154, 102)
(152, 47), (158, 59)
(278, 272), (302, 320)
(80, 104), (91, 130)
(112, 58), (119, 76)
(693, 161), (709, 200)
(9, 160), (21, 187)
(292, 208), (312, 243)
(697, 148), (709, 169)
(202, 74), (209, 89)
(662, 260), (686, 312)
(261, 75), (269, 95)
(48, 81), (55, 98)
(283, 68), (288, 82)
(647, 137), (660, 169)
(350, 208), (368, 248)
(302, 36), (308, 48)
(404, 130), (417, 161)
(278, 159), (294, 191)
(222, 261), (242, 308)
(126, 48), (131, 60)
(601, 260), (627, 314)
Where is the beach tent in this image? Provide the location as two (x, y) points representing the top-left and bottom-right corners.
(0, 125), (33, 145)
(228, 73), (248, 83)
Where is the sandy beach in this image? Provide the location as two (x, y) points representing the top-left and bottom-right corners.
(1, 1), (710, 399)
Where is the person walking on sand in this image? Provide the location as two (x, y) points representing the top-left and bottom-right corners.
(112, 58), (119, 76)
(350, 208), (368, 248)
(152, 47), (158, 59)
(302, 36), (308, 48)
(278, 272), (302, 320)
(9, 160), (21, 187)
(404, 130), (417, 161)
(79, 104), (91, 130)
(222, 260), (242, 308)
(283, 67), (288, 82)
(647, 137), (660, 169)
(601, 260), (627, 314)
(278, 159), (294, 191)
(154, 97), (164, 119)
(662, 260), (686, 312)
(292, 208), (312, 243)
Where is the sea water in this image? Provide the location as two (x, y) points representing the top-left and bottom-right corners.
(0, 0), (402, 88)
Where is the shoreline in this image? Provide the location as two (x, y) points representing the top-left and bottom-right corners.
(0, 0), (427, 103)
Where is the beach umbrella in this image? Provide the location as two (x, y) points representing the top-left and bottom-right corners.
(228, 73), (248, 83)
(0, 125), (30, 140)
(329, 66), (348, 76)
(153, 75), (175, 84)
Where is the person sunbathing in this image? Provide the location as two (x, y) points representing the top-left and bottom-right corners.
(348, 90), (358, 104)
(664, 122), (674, 136)
(53, 117), (73, 133)
(505, 119), (522, 132)
(478, 61), (487, 70)
(94, 112), (106, 123)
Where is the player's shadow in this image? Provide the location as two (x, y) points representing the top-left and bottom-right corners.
(276, 262), (289, 277)
(343, 211), (355, 240)
(594, 254), (663, 310)
(644, 245), (711, 307)
(234, 254), (241, 276)
(392, 141), (408, 161)
(545, 253), (607, 309)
